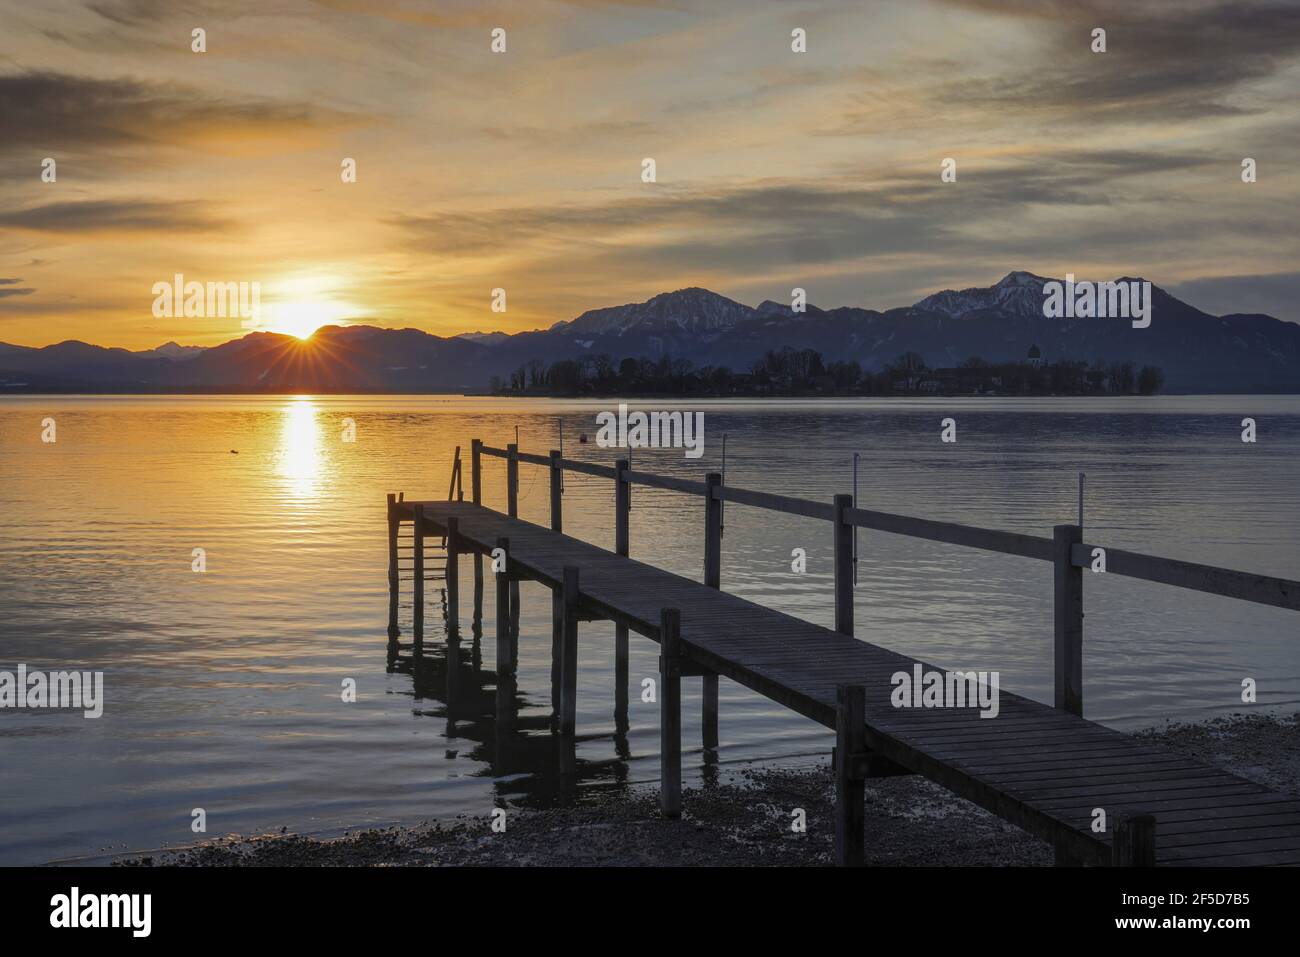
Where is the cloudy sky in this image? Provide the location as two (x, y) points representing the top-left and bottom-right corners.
(1, 0), (1298, 348)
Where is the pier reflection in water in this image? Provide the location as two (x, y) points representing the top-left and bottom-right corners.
(384, 561), (725, 810)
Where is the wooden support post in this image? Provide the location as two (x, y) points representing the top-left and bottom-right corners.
(560, 566), (580, 735)
(702, 673), (719, 751)
(1112, 814), (1157, 866)
(386, 493), (399, 640)
(1053, 524), (1084, 716)
(701, 472), (723, 750)
(833, 494), (854, 637)
(614, 458), (630, 730)
(495, 536), (512, 676)
(835, 683), (867, 866)
(412, 505), (425, 653)
(549, 449), (563, 532)
(659, 607), (682, 818)
(506, 443), (519, 518)
(445, 517), (459, 638)
(1052, 524), (1085, 868)
(614, 624), (629, 733)
(551, 590), (563, 715)
(470, 439), (482, 505)
(472, 548), (484, 643)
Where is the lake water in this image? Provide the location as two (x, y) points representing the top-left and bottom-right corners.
(1, 394), (1298, 865)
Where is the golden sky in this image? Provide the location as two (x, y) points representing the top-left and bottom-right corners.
(1, 0), (1298, 348)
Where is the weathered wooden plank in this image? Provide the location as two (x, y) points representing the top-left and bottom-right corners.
(717, 484), (836, 521)
(561, 457), (618, 480)
(624, 469), (709, 497)
(1073, 542), (1300, 612)
(849, 505), (1054, 561)
(517, 450), (551, 467)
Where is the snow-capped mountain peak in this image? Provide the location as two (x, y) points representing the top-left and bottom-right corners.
(559, 287), (756, 338)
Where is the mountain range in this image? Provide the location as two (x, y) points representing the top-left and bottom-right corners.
(3, 272), (1298, 393)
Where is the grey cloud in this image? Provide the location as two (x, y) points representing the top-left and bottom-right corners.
(0, 200), (227, 233)
(393, 148), (1215, 262)
(930, 0), (1300, 122)
(0, 71), (355, 152)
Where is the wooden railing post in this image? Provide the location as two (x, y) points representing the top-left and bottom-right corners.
(614, 459), (631, 727)
(549, 449), (563, 532)
(614, 459), (630, 556)
(470, 440), (484, 627)
(506, 443), (519, 518)
(447, 445), (461, 503)
(1053, 524), (1084, 716)
(833, 494), (854, 636)
(835, 683), (867, 866)
(412, 505), (425, 653)
(704, 473), (722, 588)
(1112, 814), (1156, 866)
(445, 517), (459, 638)
(701, 472), (722, 750)
(495, 536), (512, 676)
(659, 606), (682, 817)
(560, 566), (580, 735)
(470, 439), (482, 505)
(386, 493), (399, 640)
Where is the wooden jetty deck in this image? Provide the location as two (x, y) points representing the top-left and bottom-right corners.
(385, 440), (1300, 867)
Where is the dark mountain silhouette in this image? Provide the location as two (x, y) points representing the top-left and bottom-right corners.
(3, 273), (1298, 393)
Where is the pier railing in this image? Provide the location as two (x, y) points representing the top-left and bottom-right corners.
(471, 438), (1300, 718)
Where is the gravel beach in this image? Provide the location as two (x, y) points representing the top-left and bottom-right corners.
(117, 711), (1299, 867)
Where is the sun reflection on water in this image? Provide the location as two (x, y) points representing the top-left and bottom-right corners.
(276, 396), (325, 501)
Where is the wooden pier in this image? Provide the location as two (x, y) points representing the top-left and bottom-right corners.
(386, 439), (1300, 867)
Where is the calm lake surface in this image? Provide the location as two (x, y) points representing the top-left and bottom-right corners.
(2, 394), (1298, 865)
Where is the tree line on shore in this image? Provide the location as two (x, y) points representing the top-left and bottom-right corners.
(492, 348), (1166, 397)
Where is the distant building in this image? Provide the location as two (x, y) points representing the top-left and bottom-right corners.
(1027, 344), (1043, 367)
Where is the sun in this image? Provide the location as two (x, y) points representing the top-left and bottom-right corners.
(269, 299), (347, 339)
(260, 274), (361, 339)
